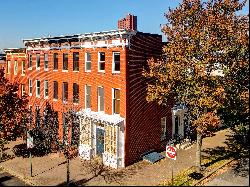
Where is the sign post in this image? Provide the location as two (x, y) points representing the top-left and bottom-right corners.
(27, 130), (34, 177)
(166, 145), (177, 186)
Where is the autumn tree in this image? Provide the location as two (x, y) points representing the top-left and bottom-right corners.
(143, 0), (248, 173)
(0, 68), (29, 159)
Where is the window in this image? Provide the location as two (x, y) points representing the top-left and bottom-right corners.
(113, 89), (120, 114)
(113, 52), (120, 72)
(7, 61), (10, 74)
(63, 53), (68, 70)
(98, 87), (104, 112)
(22, 61), (25, 75)
(73, 52), (79, 71)
(21, 84), (25, 96)
(14, 61), (18, 75)
(53, 53), (58, 70)
(105, 125), (117, 154)
(62, 82), (68, 102)
(85, 52), (91, 71)
(36, 80), (40, 97)
(44, 80), (49, 98)
(161, 117), (167, 140)
(36, 53), (40, 69)
(98, 52), (105, 71)
(53, 81), (58, 99)
(29, 79), (32, 95)
(85, 85), (91, 108)
(73, 83), (79, 103)
(44, 53), (48, 70)
(29, 54), (32, 68)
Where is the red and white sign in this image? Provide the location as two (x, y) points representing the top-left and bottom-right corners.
(166, 145), (177, 160)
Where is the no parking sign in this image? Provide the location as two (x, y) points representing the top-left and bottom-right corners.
(166, 145), (177, 160)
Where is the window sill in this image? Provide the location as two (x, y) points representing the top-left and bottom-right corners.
(21, 73), (25, 76)
(28, 68), (32, 70)
(53, 99), (58, 101)
(85, 70), (91, 73)
(36, 95), (40, 98)
(29, 93), (32, 96)
(53, 69), (58, 71)
(62, 70), (68, 72)
(73, 70), (79, 73)
(112, 71), (120, 74)
(44, 96), (49, 100)
(44, 68), (49, 71)
(98, 71), (105, 73)
(73, 103), (79, 105)
(36, 67), (40, 71)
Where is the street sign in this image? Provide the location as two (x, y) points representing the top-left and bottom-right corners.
(166, 145), (177, 160)
(27, 131), (34, 149)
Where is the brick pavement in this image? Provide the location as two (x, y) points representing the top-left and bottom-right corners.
(0, 128), (232, 186)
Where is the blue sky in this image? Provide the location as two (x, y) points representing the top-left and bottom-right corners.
(0, 0), (248, 49)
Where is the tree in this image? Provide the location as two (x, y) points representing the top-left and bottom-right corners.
(143, 0), (248, 173)
(0, 68), (29, 159)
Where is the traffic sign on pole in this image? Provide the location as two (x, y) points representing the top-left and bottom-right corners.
(166, 145), (177, 160)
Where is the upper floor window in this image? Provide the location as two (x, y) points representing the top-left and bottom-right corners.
(22, 61), (25, 75)
(21, 84), (25, 96)
(28, 79), (32, 96)
(85, 52), (91, 71)
(98, 87), (104, 112)
(29, 54), (32, 69)
(73, 83), (79, 103)
(113, 52), (120, 72)
(85, 85), (91, 109)
(53, 81), (58, 100)
(62, 82), (68, 102)
(44, 53), (48, 70)
(36, 53), (40, 70)
(7, 61), (10, 74)
(63, 53), (68, 71)
(98, 52), (105, 72)
(36, 80), (40, 97)
(53, 53), (58, 70)
(14, 61), (18, 75)
(44, 80), (49, 98)
(73, 52), (79, 71)
(113, 88), (120, 114)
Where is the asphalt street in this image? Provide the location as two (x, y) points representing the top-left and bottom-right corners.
(0, 172), (30, 186)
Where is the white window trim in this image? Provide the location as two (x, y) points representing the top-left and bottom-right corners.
(36, 80), (40, 98)
(21, 61), (25, 76)
(21, 84), (25, 96)
(97, 86), (104, 112)
(112, 52), (120, 73)
(85, 85), (91, 109)
(36, 54), (40, 70)
(44, 53), (49, 71)
(112, 88), (120, 116)
(98, 52), (105, 73)
(29, 79), (32, 96)
(85, 52), (91, 72)
(62, 70), (68, 72)
(44, 80), (49, 99)
(29, 54), (32, 70)
(7, 61), (10, 74)
(14, 61), (18, 75)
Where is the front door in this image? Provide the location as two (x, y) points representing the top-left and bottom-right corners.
(96, 127), (105, 156)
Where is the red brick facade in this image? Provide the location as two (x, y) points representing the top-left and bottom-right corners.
(118, 14), (137, 31)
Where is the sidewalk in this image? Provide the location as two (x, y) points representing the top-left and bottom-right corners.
(0, 128), (232, 186)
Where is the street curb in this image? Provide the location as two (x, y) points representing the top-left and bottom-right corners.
(0, 166), (39, 186)
(193, 158), (235, 186)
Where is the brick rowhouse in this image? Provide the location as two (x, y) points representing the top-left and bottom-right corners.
(3, 14), (189, 168)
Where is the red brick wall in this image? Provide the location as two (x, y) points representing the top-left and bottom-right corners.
(25, 46), (127, 139)
(124, 32), (174, 166)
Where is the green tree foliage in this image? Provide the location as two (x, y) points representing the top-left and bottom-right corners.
(143, 0), (248, 172)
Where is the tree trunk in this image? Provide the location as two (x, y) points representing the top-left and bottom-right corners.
(196, 133), (202, 173)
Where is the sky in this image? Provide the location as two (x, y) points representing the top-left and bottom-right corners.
(0, 0), (249, 49)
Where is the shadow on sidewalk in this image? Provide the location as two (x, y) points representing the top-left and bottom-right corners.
(33, 161), (67, 177)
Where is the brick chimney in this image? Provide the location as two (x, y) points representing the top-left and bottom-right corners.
(118, 14), (137, 31)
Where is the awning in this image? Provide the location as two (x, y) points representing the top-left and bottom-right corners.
(76, 109), (124, 126)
